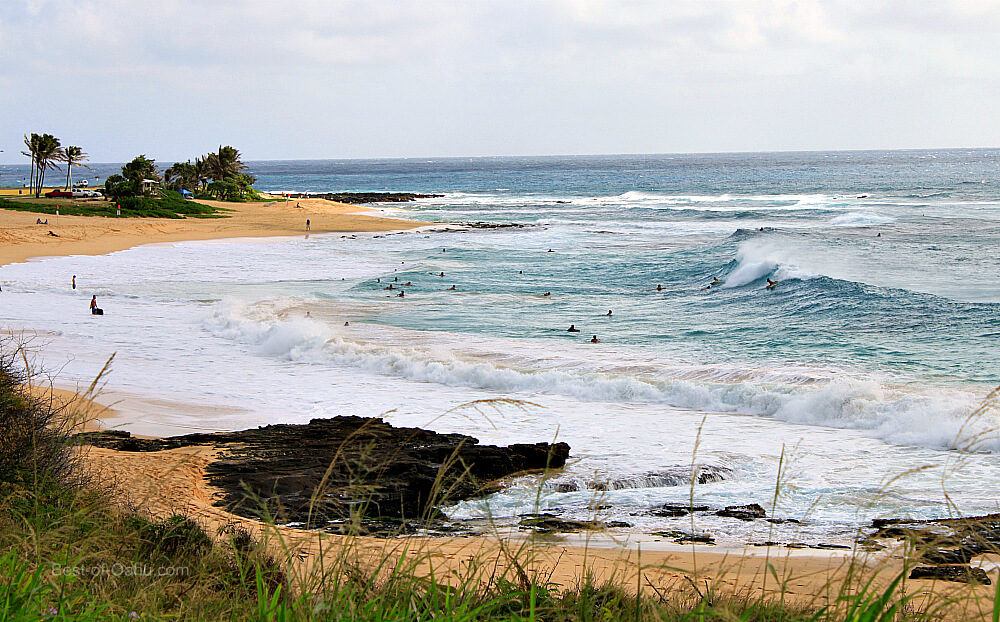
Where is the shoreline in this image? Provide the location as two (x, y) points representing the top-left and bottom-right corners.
(0, 196), (426, 267)
(5, 196), (996, 608)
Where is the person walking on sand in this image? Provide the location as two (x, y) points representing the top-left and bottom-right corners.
(306, 219), (311, 231)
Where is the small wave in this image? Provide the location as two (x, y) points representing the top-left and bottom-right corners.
(829, 212), (896, 227)
(550, 465), (733, 492)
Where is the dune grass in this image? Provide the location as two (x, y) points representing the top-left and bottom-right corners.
(2, 334), (998, 621)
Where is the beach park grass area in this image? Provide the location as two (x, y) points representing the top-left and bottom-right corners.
(4, 337), (1000, 621)
(0, 192), (223, 219)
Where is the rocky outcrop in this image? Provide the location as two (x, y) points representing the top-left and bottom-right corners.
(77, 416), (569, 527)
(286, 192), (443, 204)
(909, 566), (991, 585)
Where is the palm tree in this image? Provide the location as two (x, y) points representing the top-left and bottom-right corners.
(205, 145), (246, 182)
(34, 135), (64, 197)
(22, 134), (64, 197)
(21, 133), (41, 194)
(193, 156), (209, 192)
(63, 146), (90, 189)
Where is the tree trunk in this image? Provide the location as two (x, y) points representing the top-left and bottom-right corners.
(36, 160), (45, 198)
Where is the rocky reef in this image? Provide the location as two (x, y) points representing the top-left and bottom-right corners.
(77, 416), (569, 530)
(285, 192), (443, 204)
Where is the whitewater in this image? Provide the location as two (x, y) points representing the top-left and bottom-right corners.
(2, 150), (999, 544)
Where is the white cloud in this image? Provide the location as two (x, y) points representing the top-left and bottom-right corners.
(2, 0), (999, 160)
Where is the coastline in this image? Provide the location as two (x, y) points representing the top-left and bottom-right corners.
(0, 196), (424, 267)
(4, 196), (995, 610)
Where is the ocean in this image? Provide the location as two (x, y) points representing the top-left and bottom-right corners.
(2, 149), (1000, 545)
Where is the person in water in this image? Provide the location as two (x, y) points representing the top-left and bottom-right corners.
(710, 276), (721, 285)
(543, 292), (551, 296)
(567, 324), (580, 332)
(448, 285), (456, 290)
(765, 278), (778, 289)
(590, 335), (601, 343)
(90, 295), (99, 314)
(397, 291), (405, 297)
(656, 284), (663, 291)
(72, 275), (76, 290)
(606, 310), (612, 316)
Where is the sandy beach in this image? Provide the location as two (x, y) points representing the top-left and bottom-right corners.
(0, 196), (423, 267)
(5, 199), (997, 617)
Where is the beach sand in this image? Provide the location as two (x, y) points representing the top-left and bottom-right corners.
(6, 198), (997, 617)
(0, 196), (423, 267)
(76, 437), (996, 617)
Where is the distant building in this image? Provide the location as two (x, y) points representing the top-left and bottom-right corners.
(141, 179), (160, 194)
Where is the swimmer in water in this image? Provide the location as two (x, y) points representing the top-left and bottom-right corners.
(439, 272), (445, 277)
(548, 249), (554, 252)
(385, 284), (394, 290)
(403, 281), (411, 286)
(656, 284), (663, 291)
(567, 324), (580, 332)
(543, 292), (551, 296)
(448, 285), (456, 290)
(590, 335), (601, 343)
(397, 291), (405, 297)
(710, 277), (721, 285)
(765, 278), (778, 289)
(344, 321), (349, 326)
(606, 310), (612, 316)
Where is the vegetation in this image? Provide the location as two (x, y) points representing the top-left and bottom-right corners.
(0, 193), (221, 219)
(21, 133), (64, 198)
(164, 145), (260, 202)
(103, 155), (162, 201)
(63, 146), (90, 190)
(2, 337), (997, 621)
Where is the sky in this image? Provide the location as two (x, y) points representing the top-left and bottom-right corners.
(2, 0), (1000, 163)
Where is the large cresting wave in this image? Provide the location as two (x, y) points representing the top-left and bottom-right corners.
(203, 299), (1000, 453)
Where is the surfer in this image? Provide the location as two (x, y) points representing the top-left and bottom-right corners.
(567, 324), (580, 332)
(543, 292), (551, 296)
(590, 335), (601, 343)
(711, 277), (721, 286)
(606, 310), (612, 316)
(448, 285), (456, 290)
(765, 279), (778, 289)
(656, 284), (663, 291)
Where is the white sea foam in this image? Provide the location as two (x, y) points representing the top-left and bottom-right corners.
(723, 242), (819, 287)
(829, 212), (896, 226)
(203, 300), (997, 453)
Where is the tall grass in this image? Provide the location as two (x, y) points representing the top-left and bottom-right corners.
(2, 335), (1000, 620)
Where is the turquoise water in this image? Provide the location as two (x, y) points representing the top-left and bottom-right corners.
(2, 149), (1000, 543)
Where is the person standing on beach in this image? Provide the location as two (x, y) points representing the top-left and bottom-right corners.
(306, 219), (311, 231)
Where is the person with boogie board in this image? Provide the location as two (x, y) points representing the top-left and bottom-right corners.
(90, 295), (104, 315)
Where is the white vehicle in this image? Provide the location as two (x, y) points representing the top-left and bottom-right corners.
(72, 180), (89, 188)
(71, 188), (101, 198)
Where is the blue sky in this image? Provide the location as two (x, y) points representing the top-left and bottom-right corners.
(2, 0), (1000, 163)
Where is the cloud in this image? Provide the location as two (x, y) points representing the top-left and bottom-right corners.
(2, 0), (1000, 160)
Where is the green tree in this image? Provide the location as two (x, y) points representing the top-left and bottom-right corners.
(104, 155), (160, 200)
(22, 134), (64, 197)
(164, 161), (198, 191)
(63, 146), (90, 189)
